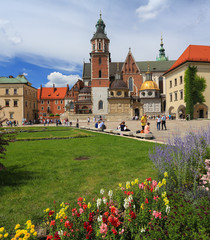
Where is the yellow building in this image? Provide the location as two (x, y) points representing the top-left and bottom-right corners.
(164, 45), (210, 119)
(0, 75), (38, 125)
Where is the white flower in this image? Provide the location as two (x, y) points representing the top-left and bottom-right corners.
(140, 228), (145, 233)
(128, 194), (133, 202)
(97, 198), (102, 209)
(103, 197), (107, 204)
(97, 215), (102, 222)
(133, 204), (136, 209)
(155, 185), (159, 191)
(58, 230), (63, 236)
(100, 189), (105, 195)
(108, 190), (113, 199)
(166, 205), (170, 214)
(124, 198), (129, 209)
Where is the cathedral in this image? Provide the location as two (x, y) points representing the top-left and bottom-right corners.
(65, 14), (175, 120)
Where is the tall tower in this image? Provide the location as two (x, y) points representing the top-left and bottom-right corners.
(90, 13), (110, 115)
(156, 35), (168, 61)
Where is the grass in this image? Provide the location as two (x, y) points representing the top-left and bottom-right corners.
(0, 127), (157, 232)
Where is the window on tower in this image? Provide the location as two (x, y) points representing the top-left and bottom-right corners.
(98, 100), (103, 110)
(105, 43), (107, 51)
(93, 44), (95, 51)
(99, 70), (102, 78)
(99, 57), (101, 64)
(99, 42), (101, 50)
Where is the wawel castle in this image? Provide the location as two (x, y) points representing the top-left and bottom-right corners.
(0, 14), (210, 124)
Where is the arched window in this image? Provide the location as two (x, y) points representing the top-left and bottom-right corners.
(70, 101), (74, 109)
(98, 100), (103, 110)
(99, 42), (101, 50)
(129, 77), (133, 92)
(99, 70), (102, 78)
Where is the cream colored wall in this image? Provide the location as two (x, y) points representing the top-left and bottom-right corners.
(0, 84), (24, 124)
(165, 62), (210, 119)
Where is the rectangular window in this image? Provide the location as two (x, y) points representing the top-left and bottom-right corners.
(174, 78), (177, 86)
(14, 89), (17, 94)
(170, 93), (172, 102)
(10, 113), (14, 119)
(60, 100), (63, 104)
(180, 76), (183, 84)
(5, 100), (9, 107)
(180, 90), (183, 100)
(99, 70), (102, 78)
(33, 93), (36, 97)
(174, 92), (178, 101)
(47, 106), (50, 112)
(41, 100), (44, 104)
(58, 106), (61, 110)
(47, 100), (50, 104)
(99, 42), (101, 50)
(25, 90), (27, 95)
(55, 100), (58, 104)
(170, 81), (172, 88)
(25, 101), (27, 107)
(6, 89), (9, 95)
(14, 100), (18, 107)
(93, 44), (95, 51)
(99, 57), (101, 64)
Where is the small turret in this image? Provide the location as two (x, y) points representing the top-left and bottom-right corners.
(156, 34), (169, 61)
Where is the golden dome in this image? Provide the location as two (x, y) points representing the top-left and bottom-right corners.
(140, 80), (159, 91)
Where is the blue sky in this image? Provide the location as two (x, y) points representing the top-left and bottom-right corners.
(0, 0), (210, 88)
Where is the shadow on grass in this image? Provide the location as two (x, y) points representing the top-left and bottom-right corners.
(0, 164), (38, 195)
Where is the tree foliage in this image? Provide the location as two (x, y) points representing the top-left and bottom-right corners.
(184, 66), (206, 119)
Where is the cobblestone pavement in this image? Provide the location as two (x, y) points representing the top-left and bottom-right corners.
(80, 119), (210, 143)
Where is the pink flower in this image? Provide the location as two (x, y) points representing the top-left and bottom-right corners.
(153, 195), (159, 201)
(119, 229), (124, 235)
(79, 208), (84, 214)
(153, 211), (162, 219)
(152, 180), (157, 188)
(139, 183), (144, 189)
(100, 223), (108, 235)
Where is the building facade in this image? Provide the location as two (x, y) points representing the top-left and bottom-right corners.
(164, 45), (210, 119)
(0, 75), (38, 124)
(37, 84), (68, 121)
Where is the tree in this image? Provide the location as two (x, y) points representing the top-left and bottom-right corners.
(184, 66), (206, 119)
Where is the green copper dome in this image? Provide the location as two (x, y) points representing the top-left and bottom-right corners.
(91, 13), (109, 41)
(156, 35), (168, 61)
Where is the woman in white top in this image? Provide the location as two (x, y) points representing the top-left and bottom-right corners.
(156, 115), (161, 130)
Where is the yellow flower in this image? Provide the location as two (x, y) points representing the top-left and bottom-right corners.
(4, 233), (8, 238)
(0, 234), (2, 239)
(119, 183), (122, 188)
(0, 228), (4, 233)
(162, 191), (167, 198)
(140, 203), (144, 210)
(15, 224), (20, 230)
(33, 232), (37, 237)
(162, 178), (166, 185)
(19, 238), (23, 240)
(44, 208), (50, 213)
(30, 229), (34, 234)
(135, 178), (139, 184)
(24, 233), (30, 239)
(158, 182), (162, 188)
(31, 225), (35, 229)
(131, 181), (135, 186)
(26, 220), (31, 225)
(83, 198), (86, 202)
(87, 202), (91, 208)
(164, 172), (168, 178)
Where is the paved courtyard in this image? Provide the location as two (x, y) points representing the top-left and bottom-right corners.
(79, 119), (210, 143)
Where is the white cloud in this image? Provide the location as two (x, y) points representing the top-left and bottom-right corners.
(136, 0), (169, 21)
(45, 72), (81, 87)
(22, 72), (28, 76)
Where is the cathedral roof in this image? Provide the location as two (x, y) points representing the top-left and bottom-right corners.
(79, 86), (91, 93)
(140, 81), (159, 91)
(110, 79), (128, 90)
(91, 14), (109, 41)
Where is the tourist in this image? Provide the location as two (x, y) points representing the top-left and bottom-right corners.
(144, 122), (152, 134)
(141, 114), (147, 131)
(156, 115), (161, 130)
(87, 117), (90, 125)
(161, 114), (167, 130)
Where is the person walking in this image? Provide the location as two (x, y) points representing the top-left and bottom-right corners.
(161, 114), (167, 130)
(156, 115), (161, 130)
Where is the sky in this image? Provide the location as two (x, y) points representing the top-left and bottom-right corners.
(0, 0), (210, 89)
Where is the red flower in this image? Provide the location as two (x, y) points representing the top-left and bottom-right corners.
(104, 212), (109, 216)
(83, 204), (87, 210)
(129, 210), (136, 219)
(147, 177), (152, 181)
(47, 235), (53, 240)
(112, 228), (117, 235)
(145, 198), (149, 204)
(48, 210), (54, 216)
(78, 197), (83, 202)
(50, 220), (55, 226)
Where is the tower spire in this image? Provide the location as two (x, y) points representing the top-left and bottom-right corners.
(156, 34), (168, 61)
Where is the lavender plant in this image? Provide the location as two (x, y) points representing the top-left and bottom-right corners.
(149, 126), (210, 191)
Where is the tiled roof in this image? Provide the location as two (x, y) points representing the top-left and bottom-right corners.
(165, 45), (210, 74)
(82, 60), (175, 79)
(38, 87), (68, 100)
(0, 75), (30, 84)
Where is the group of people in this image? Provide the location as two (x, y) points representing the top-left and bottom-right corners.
(95, 120), (106, 131)
(140, 114), (167, 133)
(117, 121), (130, 131)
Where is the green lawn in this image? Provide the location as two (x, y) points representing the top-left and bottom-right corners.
(0, 128), (157, 231)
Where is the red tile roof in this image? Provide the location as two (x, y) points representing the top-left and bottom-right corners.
(165, 45), (210, 75)
(37, 86), (68, 100)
